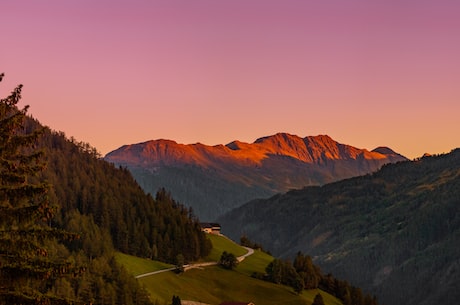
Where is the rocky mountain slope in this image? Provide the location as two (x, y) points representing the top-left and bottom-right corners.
(218, 149), (460, 305)
(105, 133), (406, 220)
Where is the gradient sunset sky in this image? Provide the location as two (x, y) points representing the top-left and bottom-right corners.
(2, 0), (459, 159)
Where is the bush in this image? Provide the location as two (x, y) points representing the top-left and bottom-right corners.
(219, 251), (238, 270)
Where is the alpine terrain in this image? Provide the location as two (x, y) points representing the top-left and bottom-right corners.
(218, 149), (460, 305)
(105, 133), (407, 220)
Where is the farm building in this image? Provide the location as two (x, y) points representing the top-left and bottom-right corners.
(200, 223), (221, 235)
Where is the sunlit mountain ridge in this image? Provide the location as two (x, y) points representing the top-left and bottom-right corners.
(105, 133), (407, 220)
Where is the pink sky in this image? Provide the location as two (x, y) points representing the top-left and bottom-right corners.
(2, 0), (459, 159)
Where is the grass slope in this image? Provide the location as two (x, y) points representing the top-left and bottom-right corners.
(118, 234), (342, 305)
(236, 249), (273, 276)
(115, 252), (173, 276)
(141, 266), (341, 305)
(204, 234), (248, 262)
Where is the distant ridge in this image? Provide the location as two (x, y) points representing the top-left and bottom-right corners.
(107, 133), (402, 166)
(105, 133), (407, 220)
(217, 148), (460, 305)
(371, 146), (407, 160)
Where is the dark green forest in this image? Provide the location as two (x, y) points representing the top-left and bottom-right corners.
(0, 75), (210, 304)
(39, 127), (211, 263)
(220, 149), (460, 305)
(0, 74), (83, 305)
(262, 252), (378, 305)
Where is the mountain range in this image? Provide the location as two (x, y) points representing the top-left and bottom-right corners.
(218, 149), (460, 305)
(105, 133), (407, 220)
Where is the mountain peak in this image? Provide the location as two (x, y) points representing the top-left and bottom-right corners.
(252, 133), (309, 160)
(105, 133), (408, 220)
(253, 133), (354, 162)
(225, 140), (248, 151)
(372, 146), (407, 162)
(106, 133), (408, 167)
(254, 132), (302, 144)
(372, 146), (397, 155)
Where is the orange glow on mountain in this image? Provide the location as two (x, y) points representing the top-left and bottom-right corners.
(106, 133), (402, 169)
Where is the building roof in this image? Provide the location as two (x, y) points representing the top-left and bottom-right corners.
(200, 222), (221, 228)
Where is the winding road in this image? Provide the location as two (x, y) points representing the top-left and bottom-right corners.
(135, 244), (254, 279)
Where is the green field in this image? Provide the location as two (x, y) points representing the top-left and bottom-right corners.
(115, 252), (173, 276)
(140, 266), (341, 305)
(118, 234), (343, 305)
(235, 249), (273, 276)
(204, 234), (248, 262)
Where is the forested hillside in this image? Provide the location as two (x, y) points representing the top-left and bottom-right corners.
(37, 124), (212, 304)
(38, 126), (211, 263)
(1, 75), (210, 304)
(219, 150), (460, 305)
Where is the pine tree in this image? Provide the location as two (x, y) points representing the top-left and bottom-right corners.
(312, 293), (325, 305)
(0, 74), (81, 304)
(172, 295), (181, 305)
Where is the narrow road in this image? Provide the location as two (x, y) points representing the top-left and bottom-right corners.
(135, 241), (255, 279)
(135, 267), (177, 279)
(237, 246), (254, 262)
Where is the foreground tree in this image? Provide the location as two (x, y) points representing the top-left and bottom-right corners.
(294, 251), (321, 289)
(312, 293), (325, 305)
(219, 251), (238, 270)
(0, 74), (80, 304)
(172, 295), (182, 305)
(175, 253), (185, 274)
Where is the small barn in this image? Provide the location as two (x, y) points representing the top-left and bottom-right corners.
(200, 223), (221, 235)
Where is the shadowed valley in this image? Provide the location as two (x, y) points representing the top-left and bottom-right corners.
(218, 149), (460, 305)
(105, 133), (406, 220)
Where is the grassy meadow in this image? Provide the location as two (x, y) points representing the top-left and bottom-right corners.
(204, 234), (248, 262)
(117, 234), (343, 305)
(115, 252), (173, 276)
(140, 266), (341, 305)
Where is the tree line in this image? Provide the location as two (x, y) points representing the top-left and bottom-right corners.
(262, 252), (378, 305)
(241, 232), (379, 305)
(39, 127), (212, 264)
(0, 74), (211, 304)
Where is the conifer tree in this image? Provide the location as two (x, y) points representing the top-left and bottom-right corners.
(172, 295), (182, 305)
(312, 293), (325, 305)
(0, 74), (80, 304)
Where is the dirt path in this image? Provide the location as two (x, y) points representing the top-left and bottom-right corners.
(135, 238), (254, 279)
(238, 246), (254, 262)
